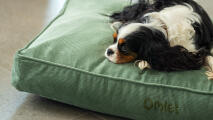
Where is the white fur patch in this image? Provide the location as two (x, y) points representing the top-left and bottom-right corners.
(117, 22), (168, 39)
(117, 23), (142, 39)
(154, 4), (201, 52)
(139, 4), (201, 52)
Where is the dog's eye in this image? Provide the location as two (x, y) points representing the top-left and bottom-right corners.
(120, 44), (128, 52)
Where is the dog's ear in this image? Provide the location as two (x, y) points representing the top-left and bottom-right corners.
(110, 22), (122, 32)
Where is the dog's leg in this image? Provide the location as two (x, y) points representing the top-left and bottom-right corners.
(137, 60), (151, 70)
(205, 56), (213, 80)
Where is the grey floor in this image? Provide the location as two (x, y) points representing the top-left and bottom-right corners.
(0, 0), (212, 120)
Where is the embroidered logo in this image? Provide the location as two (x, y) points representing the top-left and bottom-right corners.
(144, 97), (179, 114)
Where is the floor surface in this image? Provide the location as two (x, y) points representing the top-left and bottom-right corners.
(0, 0), (212, 120)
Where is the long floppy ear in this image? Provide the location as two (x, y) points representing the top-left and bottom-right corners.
(146, 45), (208, 72)
(110, 22), (122, 32)
(134, 26), (208, 71)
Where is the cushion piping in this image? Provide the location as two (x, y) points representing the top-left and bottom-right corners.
(16, 53), (213, 95)
(19, 0), (70, 52)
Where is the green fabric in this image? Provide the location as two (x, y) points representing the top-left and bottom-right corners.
(12, 0), (213, 119)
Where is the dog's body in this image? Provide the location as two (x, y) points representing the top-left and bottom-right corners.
(105, 0), (213, 79)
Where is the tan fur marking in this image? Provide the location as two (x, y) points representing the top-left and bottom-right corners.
(113, 32), (117, 39)
(118, 38), (125, 45)
(115, 51), (137, 64)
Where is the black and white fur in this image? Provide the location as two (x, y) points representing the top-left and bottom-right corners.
(105, 0), (213, 79)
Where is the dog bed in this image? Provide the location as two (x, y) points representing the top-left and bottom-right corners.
(12, 0), (213, 119)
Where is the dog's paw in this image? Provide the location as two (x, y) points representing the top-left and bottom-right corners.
(137, 60), (150, 70)
(205, 66), (213, 80)
(204, 56), (213, 80)
(205, 71), (213, 80)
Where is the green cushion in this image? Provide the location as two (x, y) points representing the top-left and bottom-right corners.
(12, 0), (213, 119)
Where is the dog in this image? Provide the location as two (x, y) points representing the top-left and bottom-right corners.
(105, 0), (213, 80)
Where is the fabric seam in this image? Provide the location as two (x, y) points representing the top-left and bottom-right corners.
(19, 0), (70, 51)
(16, 53), (213, 95)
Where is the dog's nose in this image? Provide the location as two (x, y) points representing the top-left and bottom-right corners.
(107, 49), (114, 56)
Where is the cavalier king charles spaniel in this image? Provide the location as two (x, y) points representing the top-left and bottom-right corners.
(105, 0), (213, 79)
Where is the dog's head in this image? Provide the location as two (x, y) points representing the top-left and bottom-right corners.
(105, 22), (167, 64)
